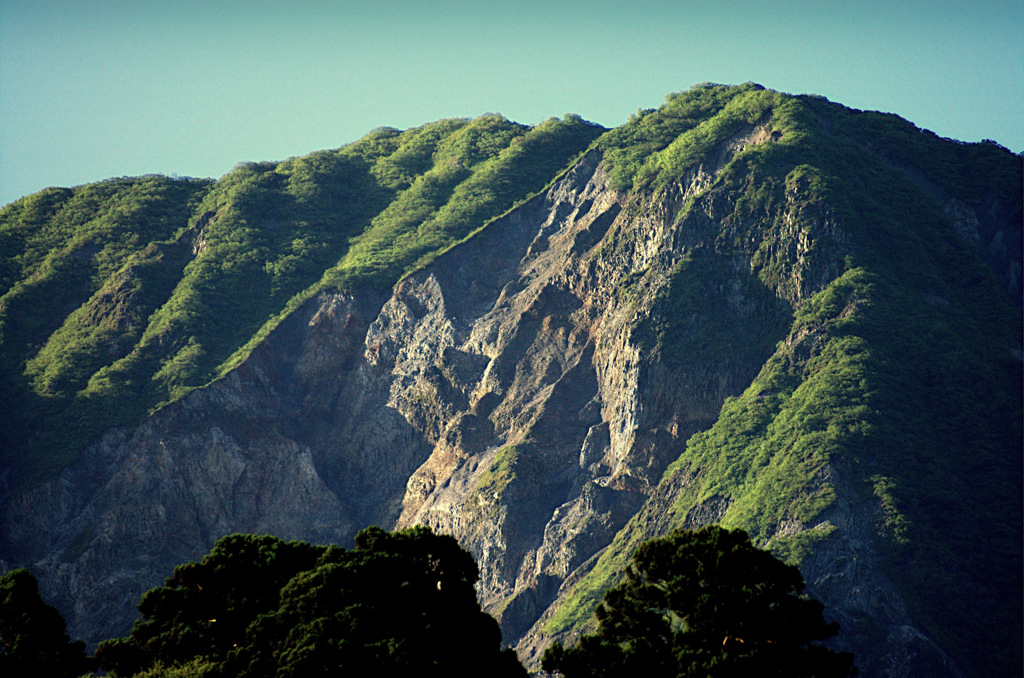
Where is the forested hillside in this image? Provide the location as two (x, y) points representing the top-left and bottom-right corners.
(1, 84), (1020, 677)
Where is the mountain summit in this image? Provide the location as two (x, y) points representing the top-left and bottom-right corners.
(1, 83), (1020, 676)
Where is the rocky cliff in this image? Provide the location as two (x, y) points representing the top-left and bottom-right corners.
(2, 84), (1020, 676)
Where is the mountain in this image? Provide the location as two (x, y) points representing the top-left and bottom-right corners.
(1, 83), (1020, 676)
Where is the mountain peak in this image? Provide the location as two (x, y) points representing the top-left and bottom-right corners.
(1, 87), (1020, 677)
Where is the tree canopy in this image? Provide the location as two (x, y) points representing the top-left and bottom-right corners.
(542, 526), (856, 677)
(0, 568), (95, 677)
(95, 526), (526, 677)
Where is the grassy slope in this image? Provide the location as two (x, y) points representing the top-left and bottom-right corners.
(0, 114), (603, 484)
(542, 85), (1022, 676)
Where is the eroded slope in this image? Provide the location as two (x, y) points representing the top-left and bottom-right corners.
(1, 84), (1020, 677)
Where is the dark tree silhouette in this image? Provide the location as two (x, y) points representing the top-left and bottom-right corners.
(96, 526), (526, 677)
(542, 526), (855, 678)
(0, 568), (94, 677)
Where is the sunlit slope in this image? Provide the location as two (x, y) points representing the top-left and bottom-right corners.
(535, 85), (1021, 677)
(0, 114), (603, 481)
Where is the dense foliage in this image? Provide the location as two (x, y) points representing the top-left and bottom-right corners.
(0, 568), (95, 677)
(542, 527), (855, 677)
(94, 527), (526, 677)
(595, 82), (773, 192)
(0, 115), (603, 483)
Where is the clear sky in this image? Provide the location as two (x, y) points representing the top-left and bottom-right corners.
(2, 0), (1021, 207)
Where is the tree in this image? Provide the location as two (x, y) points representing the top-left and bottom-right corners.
(96, 526), (527, 677)
(542, 526), (855, 677)
(94, 533), (325, 677)
(0, 568), (95, 676)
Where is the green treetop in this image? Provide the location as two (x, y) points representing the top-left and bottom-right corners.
(96, 526), (527, 678)
(542, 525), (856, 677)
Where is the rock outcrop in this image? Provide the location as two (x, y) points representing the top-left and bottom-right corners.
(2, 92), (1020, 677)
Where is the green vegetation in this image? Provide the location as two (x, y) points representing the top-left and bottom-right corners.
(596, 82), (768, 191)
(554, 250), (1020, 674)
(0, 175), (214, 480)
(475, 441), (529, 500)
(544, 83), (1022, 677)
(0, 115), (602, 483)
(464, 439), (540, 521)
(92, 527), (526, 677)
(542, 526), (855, 678)
(0, 527), (855, 678)
(0, 568), (95, 677)
(2, 84), (1020, 677)
(327, 114), (603, 288)
(642, 247), (791, 366)
(0, 528), (525, 676)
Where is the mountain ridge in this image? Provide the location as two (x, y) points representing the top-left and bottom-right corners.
(1, 83), (1020, 676)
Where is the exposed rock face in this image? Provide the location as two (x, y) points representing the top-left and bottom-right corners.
(0, 288), (397, 642)
(0, 139), (1017, 678)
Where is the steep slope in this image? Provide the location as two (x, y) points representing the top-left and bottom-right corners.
(1, 84), (1020, 677)
(0, 114), (604, 484)
(511, 89), (1023, 676)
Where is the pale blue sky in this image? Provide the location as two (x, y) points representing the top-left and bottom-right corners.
(2, 0), (1021, 206)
